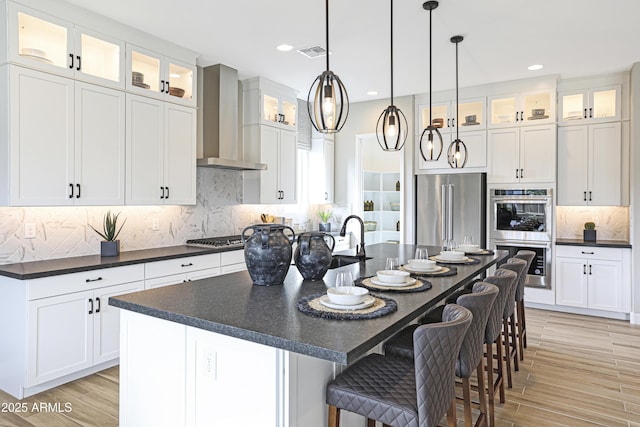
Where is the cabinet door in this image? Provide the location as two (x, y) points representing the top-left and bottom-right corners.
(555, 257), (588, 308)
(278, 130), (297, 203)
(459, 130), (487, 169)
(27, 290), (94, 386)
(93, 281), (144, 364)
(164, 103), (196, 205)
(9, 4), (74, 76)
(167, 59), (196, 107)
(418, 101), (452, 132)
(9, 66), (74, 206)
(587, 260), (623, 312)
(521, 90), (554, 126)
(559, 90), (588, 123)
(75, 82), (125, 205)
(309, 138), (334, 203)
(126, 94), (164, 205)
(74, 26), (125, 88)
(589, 86), (621, 122)
(259, 126), (281, 204)
(519, 125), (556, 183)
(487, 128), (519, 183)
(324, 139), (335, 203)
(488, 94), (517, 127)
(557, 126), (588, 206)
(588, 122), (621, 206)
(127, 44), (163, 98)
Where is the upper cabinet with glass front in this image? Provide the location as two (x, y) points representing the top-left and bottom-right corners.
(7, 3), (125, 89)
(417, 97), (485, 134)
(243, 77), (298, 130)
(558, 85), (621, 125)
(126, 45), (195, 107)
(488, 89), (555, 128)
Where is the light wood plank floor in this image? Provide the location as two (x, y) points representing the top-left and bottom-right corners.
(1, 308), (639, 426)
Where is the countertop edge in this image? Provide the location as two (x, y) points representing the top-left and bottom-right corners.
(555, 239), (631, 249)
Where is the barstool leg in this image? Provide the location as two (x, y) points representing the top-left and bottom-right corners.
(494, 336), (505, 403)
(462, 377), (473, 427)
(328, 405), (340, 427)
(502, 318), (513, 389)
(476, 359), (487, 427)
(510, 312), (519, 372)
(485, 342), (495, 427)
(447, 401), (457, 427)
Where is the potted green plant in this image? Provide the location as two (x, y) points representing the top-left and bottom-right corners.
(583, 221), (596, 242)
(318, 210), (332, 232)
(90, 211), (127, 256)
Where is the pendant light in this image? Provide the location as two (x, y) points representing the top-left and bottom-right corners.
(376, 0), (407, 151)
(418, 1), (443, 162)
(447, 35), (468, 168)
(307, 0), (349, 133)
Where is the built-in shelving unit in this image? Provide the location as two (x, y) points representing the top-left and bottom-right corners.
(362, 170), (401, 245)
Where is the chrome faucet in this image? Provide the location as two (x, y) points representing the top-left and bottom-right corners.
(340, 215), (366, 261)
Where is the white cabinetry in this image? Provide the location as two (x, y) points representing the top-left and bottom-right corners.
(557, 122), (624, 206)
(487, 125), (556, 184)
(558, 85), (621, 124)
(144, 253), (222, 289)
(242, 76), (297, 130)
(0, 264), (144, 398)
(7, 3), (125, 89)
(417, 130), (487, 172)
(243, 126), (297, 204)
(488, 89), (555, 128)
(309, 137), (335, 203)
(1, 65), (125, 206)
(555, 245), (630, 313)
(417, 97), (485, 133)
(126, 93), (196, 205)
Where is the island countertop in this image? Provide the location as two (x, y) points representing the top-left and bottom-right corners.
(110, 243), (507, 365)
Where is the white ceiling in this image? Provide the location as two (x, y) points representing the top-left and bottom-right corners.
(65, 0), (640, 102)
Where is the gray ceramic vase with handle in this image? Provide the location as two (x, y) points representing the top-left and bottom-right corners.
(294, 232), (335, 280)
(242, 224), (295, 286)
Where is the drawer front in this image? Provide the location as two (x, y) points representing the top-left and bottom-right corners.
(28, 264), (145, 300)
(555, 245), (623, 261)
(221, 263), (247, 275)
(221, 250), (244, 266)
(145, 253), (221, 279)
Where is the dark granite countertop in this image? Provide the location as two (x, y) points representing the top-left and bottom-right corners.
(110, 243), (508, 365)
(555, 238), (631, 249)
(0, 245), (243, 280)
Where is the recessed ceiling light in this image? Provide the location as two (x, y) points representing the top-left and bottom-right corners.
(528, 64), (543, 71)
(276, 44), (293, 52)
(367, 90), (378, 96)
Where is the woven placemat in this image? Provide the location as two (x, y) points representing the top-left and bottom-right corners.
(399, 265), (458, 277)
(430, 256), (481, 265)
(297, 293), (397, 320)
(355, 276), (432, 293)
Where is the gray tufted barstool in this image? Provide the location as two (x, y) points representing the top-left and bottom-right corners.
(498, 258), (527, 388)
(384, 283), (498, 427)
(513, 250), (536, 359)
(326, 304), (472, 427)
(482, 269), (518, 427)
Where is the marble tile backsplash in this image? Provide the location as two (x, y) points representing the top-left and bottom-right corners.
(0, 168), (340, 265)
(555, 206), (629, 241)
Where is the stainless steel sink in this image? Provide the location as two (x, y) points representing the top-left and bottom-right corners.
(328, 255), (373, 269)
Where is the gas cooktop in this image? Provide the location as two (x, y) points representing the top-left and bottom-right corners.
(186, 235), (243, 249)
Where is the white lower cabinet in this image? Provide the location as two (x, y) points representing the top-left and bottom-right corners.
(144, 253), (222, 289)
(555, 245), (630, 313)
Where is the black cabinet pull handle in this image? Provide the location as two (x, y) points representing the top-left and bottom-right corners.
(69, 183), (74, 198)
(160, 187), (165, 199)
(520, 168), (523, 178)
(589, 264), (592, 275)
(325, 192), (328, 200)
(451, 118), (455, 127)
(515, 169), (519, 179)
(85, 277), (103, 283)
(581, 251), (594, 255)
(583, 191), (587, 201)
(76, 183), (80, 198)
(165, 81), (170, 94)
(165, 186), (169, 198)
(76, 55), (81, 71)
(69, 53), (74, 69)
(447, 118), (450, 127)
(95, 297), (101, 313)
(88, 298), (94, 314)
(181, 262), (194, 267)
(588, 191), (592, 201)
(161, 80), (165, 93)
(583, 264), (586, 274)
(584, 108), (587, 119)
(589, 107), (593, 118)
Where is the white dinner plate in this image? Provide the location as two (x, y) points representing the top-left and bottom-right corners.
(319, 294), (376, 310)
(433, 255), (471, 263)
(370, 276), (417, 287)
(402, 264), (442, 273)
(458, 247), (484, 254)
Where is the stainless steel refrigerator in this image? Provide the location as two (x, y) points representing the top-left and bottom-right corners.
(415, 173), (486, 248)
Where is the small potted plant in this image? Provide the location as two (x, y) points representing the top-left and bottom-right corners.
(583, 221), (596, 242)
(318, 210), (332, 232)
(90, 211), (127, 257)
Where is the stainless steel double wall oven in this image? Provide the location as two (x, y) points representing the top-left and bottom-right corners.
(490, 188), (553, 289)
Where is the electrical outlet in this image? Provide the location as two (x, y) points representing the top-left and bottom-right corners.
(24, 223), (36, 239)
(152, 218), (159, 231)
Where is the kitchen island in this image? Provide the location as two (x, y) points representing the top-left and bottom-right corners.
(110, 243), (507, 427)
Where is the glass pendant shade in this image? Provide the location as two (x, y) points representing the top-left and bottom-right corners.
(307, 0), (349, 133)
(376, 0), (407, 151)
(377, 105), (408, 151)
(448, 35), (468, 169)
(419, 0), (443, 162)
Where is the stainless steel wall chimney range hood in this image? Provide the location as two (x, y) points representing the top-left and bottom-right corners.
(196, 64), (267, 170)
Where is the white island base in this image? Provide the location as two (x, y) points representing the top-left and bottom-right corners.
(119, 310), (369, 427)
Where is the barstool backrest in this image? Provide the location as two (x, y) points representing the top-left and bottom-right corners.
(454, 282), (499, 379)
(499, 258), (527, 317)
(414, 304), (472, 427)
(513, 250), (536, 301)
(482, 269), (518, 343)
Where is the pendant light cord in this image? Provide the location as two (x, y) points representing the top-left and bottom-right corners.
(455, 38), (459, 141)
(325, 0), (330, 71)
(428, 6), (432, 124)
(390, 0), (394, 105)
